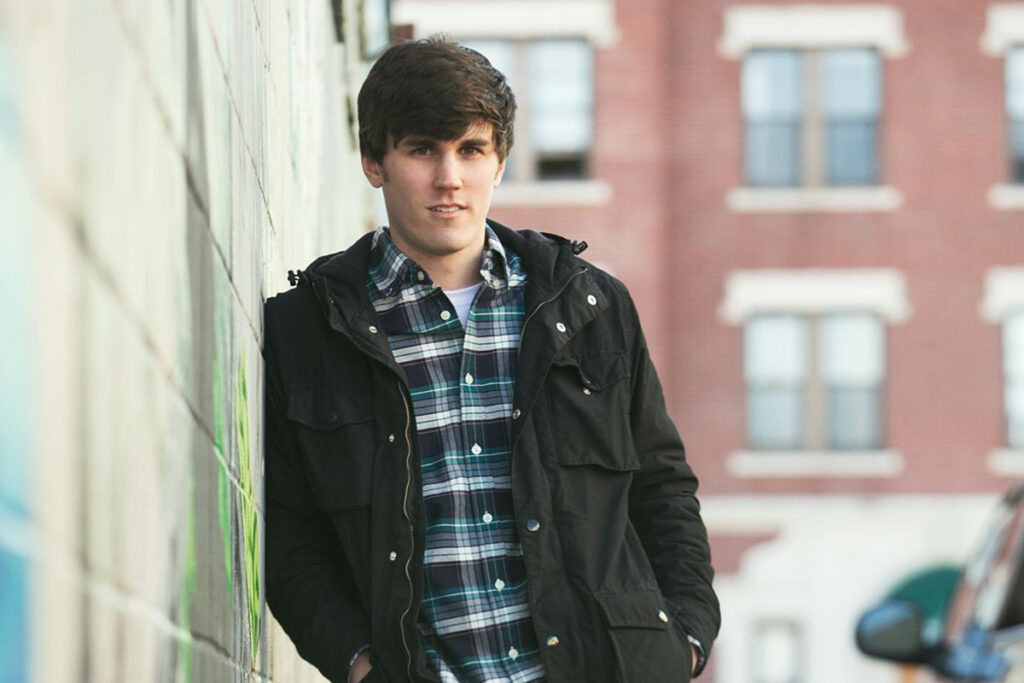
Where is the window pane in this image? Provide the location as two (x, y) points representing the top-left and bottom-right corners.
(820, 314), (885, 383)
(749, 387), (804, 450)
(746, 123), (801, 186)
(826, 121), (877, 185)
(745, 315), (809, 382)
(528, 40), (593, 154)
(1005, 314), (1024, 448)
(1008, 49), (1024, 182)
(743, 50), (802, 186)
(819, 49), (880, 118)
(827, 387), (882, 450)
(743, 50), (803, 118)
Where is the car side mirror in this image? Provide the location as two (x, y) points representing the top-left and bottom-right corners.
(855, 599), (934, 664)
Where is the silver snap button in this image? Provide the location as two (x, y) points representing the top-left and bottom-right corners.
(512, 408), (521, 419)
(587, 295), (597, 306)
(658, 610), (669, 623)
(368, 325), (378, 334)
(388, 551), (397, 561)
(388, 434), (396, 443)
(546, 636), (560, 647)
(555, 322), (567, 333)
(582, 387), (592, 395)
(525, 519), (541, 532)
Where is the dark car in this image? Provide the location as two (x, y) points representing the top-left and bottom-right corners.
(857, 482), (1024, 681)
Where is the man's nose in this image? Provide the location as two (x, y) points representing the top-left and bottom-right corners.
(434, 153), (463, 189)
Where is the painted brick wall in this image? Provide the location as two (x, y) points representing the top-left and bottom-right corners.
(0, 0), (375, 680)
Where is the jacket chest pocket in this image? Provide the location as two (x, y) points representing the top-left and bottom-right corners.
(287, 385), (376, 511)
(546, 350), (637, 472)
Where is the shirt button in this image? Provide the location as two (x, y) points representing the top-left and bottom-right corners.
(416, 271), (425, 281)
(388, 433), (396, 443)
(546, 635), (560, 647)
(465, 373), (474, 384)
(494, 578), (505, 590)
(525, 519), (541, 532)
(471, 443), (482, 455)
(512, 408), (521, 419)
(587, 295), (597, 306)
(482, 512), (493, 523)
(368, 325), (378, 334)
(508, 647), (519, 660)
(658, 610), (669, 623)
(440, 310), (452, 321)
(388, 551), (397, 561)
(555, 322), (567, 333)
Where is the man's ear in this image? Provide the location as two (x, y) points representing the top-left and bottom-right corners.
(493, 159), (506, 188)
(362, 155), (384, 189)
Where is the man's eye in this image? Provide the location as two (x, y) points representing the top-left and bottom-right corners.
(412, 147), (432, 156)
(461, 147), (481, 156)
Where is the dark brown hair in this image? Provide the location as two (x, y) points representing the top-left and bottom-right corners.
(357, 37), (517, 163)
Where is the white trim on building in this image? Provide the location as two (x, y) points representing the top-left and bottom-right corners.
(726, 186), (903, 213)
(492, 179), (613, 207)
(727, 450), (904, 478)
(988, 183), (1024, 211)
(980, 266), (1024, 322)
(981, 3), (1024, 56)
(391, 0), (621, 47)
(719, 268), (912, 324)
(717, 4), (910, 58)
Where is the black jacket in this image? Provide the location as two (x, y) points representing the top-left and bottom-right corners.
(264, 221), (720, 683)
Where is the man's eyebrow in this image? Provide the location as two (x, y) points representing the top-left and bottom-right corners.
(459, 136), (493, 147)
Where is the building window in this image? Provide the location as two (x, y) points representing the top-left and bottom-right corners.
(462, 39), (594, 181)
(742, 48), (881, 187)
(1007, 47), (1024, 183)
(1005, 313), (1024, 449)
(753, 620), (803, 683)
(744, 313), (886, 450)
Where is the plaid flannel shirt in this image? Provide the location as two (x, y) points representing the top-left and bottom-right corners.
(367, 226), (546, 683)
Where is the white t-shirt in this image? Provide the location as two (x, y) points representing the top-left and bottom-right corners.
(444, 282), (484, 328)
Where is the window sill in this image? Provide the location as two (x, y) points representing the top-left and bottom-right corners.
(987, 449), (1024, 475)
(987, 184), (1024, 211)
(727, 450), (905, 478)
(726, 186), (903, 213)
(491, 179), (613, 208)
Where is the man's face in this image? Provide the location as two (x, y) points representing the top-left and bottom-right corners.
(361, 122), (506, 269)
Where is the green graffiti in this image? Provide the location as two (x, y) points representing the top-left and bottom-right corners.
(236, 355), (261, 662)
(217, 459), (233, 598)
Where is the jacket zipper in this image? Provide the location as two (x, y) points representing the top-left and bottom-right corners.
(398, 383), (416, 681)
(517, 265), (588, 363)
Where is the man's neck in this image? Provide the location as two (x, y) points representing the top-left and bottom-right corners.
(391, 231), (486, 291)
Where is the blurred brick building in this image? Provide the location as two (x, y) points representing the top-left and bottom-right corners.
(393, 1), (1024, 681)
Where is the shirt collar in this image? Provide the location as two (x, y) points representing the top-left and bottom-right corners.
(368, 225), (525, 298)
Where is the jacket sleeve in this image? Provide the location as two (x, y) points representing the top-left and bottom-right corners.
(621, 287), (721, 675)
(264, 310), (371, 683)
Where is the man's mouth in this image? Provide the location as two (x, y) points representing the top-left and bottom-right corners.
(429, 204), (465, 216)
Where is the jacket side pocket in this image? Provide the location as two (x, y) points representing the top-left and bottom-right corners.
(594, 589), (691, 683)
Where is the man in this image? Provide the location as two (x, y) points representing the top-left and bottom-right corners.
(264, 38), (719, 683)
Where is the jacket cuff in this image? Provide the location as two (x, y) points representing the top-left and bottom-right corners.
(347, 644), (372, 682)
(687, 634), (707, 677)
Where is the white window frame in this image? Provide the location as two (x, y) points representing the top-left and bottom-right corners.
(982, 5), (1024, 209)
(721, 269), (909, 477)
(719, 4), (907, 213)
(981, 267), (1024, 473)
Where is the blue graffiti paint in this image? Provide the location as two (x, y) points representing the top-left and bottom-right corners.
(0, 36), (31, 683)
